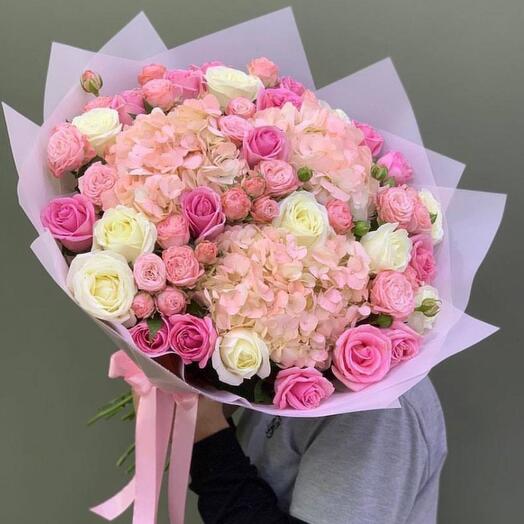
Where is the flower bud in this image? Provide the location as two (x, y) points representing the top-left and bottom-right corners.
(371, 164), (388, 182)
(373, 313), (393, 328)
(415, 298), (440, 317)
(297, 166), (313, 182)
(352, 220), (370, 238)
(80, 70), (103, 96)
(382, 176), (397, 187)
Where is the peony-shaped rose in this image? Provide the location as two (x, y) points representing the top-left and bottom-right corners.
(226, 97), (256, 118)
(407, 285), (440, 334)
(168, 314), (217, 368)
(331, 324), (392, 391)
(219, 115), (253, 143)
(162, 245), (204, 288)
(181, 187), (226, 241)
(408, 199), (432, 234)
(130, 317), (171, 356)
(251, 195), (279, 223)
(155, 286), (187, 316)
(273, 367), (335, 410)
(256, 88), (302, 111)
(205, 65), (263, 108)
(142, 79), (177, 112)
(92, 205), (157, 263)
(47, 123), (96, 178)
(72, 108), (122, 155)
(326, 199), (353, 235)
(131, 292), (156, 319)
(222, 188), (252, 221)
(418, 189), (444, 244)
(66, 251), (136, 322)
(370, 270), (415, 319)
(164, 68), (204, 100)
(376, 185), (418, 230)
(241, 173), (266, 198)
(41, 194), (95, 252)
(257, 159), (299, 198)
(212, 328), (270, 386)
(377, 151), (413, 185)
(138, 63), (167, 85)
(409, 234), (436, 284)
(278, 76), (306, 96)
(360, 222), (412, 273)
(78, 162), (117, 207)
(353, 121), (384, 157)
(384, 321), (421, 366)
(194, 240), (218, 265)
(156, 214), (190, 249)
(133, 253), (167, 293)
(273, 191), (330, 246)
(242, 126), (289, 167)
(247, 57), (279, 87)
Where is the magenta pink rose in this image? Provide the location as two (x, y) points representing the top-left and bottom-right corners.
(273, 367), (335, 410)
(242, 126), (289, 168)
(409, 234), (436, 284)
(251, 195), (279, 223)
(113, 89), (146, 125)
(156, 214), (190, 249)
(241, 173), (266, 198)
(278, 76), (306, 96)
(256, 88), (302, 111)
(155, 287), (187, 317)
(47, 123), (96, 178)
(194, 240), (218, 265)
(130, 317), (171, 357)
(131, 292), (156, 319)
(384, 321), (422, 366)
(370, 270), (415, 319)
(142, 79), (177, 111)
(138, 63), (167, 86)
(78, 161), (117, 207)
(326, 199), (353, 234)
(257, 159), (299, 198)
(181, 187), (226, 241)
(219, 115), (253, 143)
(376, 185), (418, 229)
(226, 97), (256, 118)
(377, 151), (413, 185)
(222, 188), (252, 221)
(332, 325), (392, 391)
(133, 253), (167, 293)
(168, 314), (217, 368)
(192, 60), (224, 74)
(162, 245), (204, 288)
(354, 121), (384, 157)
(247, 57), (279, 87)
(164, 68), (204, 100)
(41, 194), (95, 252)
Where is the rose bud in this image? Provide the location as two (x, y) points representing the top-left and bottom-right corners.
(241, 173), (266, 198)
(131, 292), (156, 319)
(222, 187), (252, 221)
(195, 240), (218, 265)
(80, 70), (103, 96)
(251, 195), (279, 223)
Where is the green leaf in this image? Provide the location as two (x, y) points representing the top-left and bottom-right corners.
(146, 316), (162, 340)
(430, 212), (438, 224)
(253, 380), (274, 404)
(186, 301), (208, 318)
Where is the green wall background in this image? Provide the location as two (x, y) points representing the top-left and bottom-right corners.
(1, 1), (522, 522)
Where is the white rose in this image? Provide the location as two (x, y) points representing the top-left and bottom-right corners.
(360, 222), (412, 273)
(407, 285), (440, 333)
(205, 66), (263, 108)
(92, 205), (157, 262)
(418, 189), (444, 244)
(273, 191), (330, 247)
(212, 328), (270, 386)
(67, 251), (136, 323)
(72, 108), (122, 155)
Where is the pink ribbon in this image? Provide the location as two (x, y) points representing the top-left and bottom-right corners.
(91, 351), (198, 524)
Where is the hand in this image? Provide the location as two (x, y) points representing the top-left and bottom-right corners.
(194, 396), (229, 443)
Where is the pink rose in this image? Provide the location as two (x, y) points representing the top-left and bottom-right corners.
(257, 159), (299, 198)
(155, 287), (187, 317)
(84, 96), (113, 112)
(226, 97), (256, 118)
(192, 60), (224, 74)
(256, 88), (302, 111)
(370, 270), (415, 319)
(241, 173), (266, 198)
(162, 245), (204, 288)
(376, 185), (418, 229)
(168, 314), (217, 368)
(384, 321), (421, 366)
(142, 79), (177, 111)
(377, 151), (413, 185)
(156, 214), (190, 249)
(133, 253), (167, 293)
(354, 121), (384, 157)
(113, 89), (146, 125)
(332, 324), (392, 391)
(278, 76), (306, 96)
(195, 241), (218, 265)
(130, 317), (171, 356)
(221, 188), (252, 221)
(403, 266), (420, 290)
(47, 123), (96, 178)
(408, 234), (436, 284)
(243, 126), (289, 168)
(131, 292), (156, 319)
(138, 63), (167, 86)
(181, 187), (226, 241)
(408, 199), (432, 234)
(164, 68), (204, 100)
(251, 195), (279, 223)
(326, 199), (353, 234)
(273, 367), (335, 410)
(41, 194), (95, 252)
(219, 115), (254, 143)
(80, 70), (103, 96)
(78, 161), (117, 207)
(247, 57), (279, 87)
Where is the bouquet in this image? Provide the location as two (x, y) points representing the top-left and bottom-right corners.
(3, 8), (506, 524)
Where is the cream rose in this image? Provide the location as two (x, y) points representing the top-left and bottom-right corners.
(92, 205), (157, 262)
(72, 108), (122, 155)
(212, 328), (271, 386)
(273, 191), (330, 247)
(205, 66), (263, 108)
(407, 285), (440, 333)
(418, 189), (444, 244)
(66, 251), (136, 322)
(360, 222), (412, 273)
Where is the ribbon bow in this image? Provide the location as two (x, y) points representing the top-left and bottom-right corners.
(91, 351), (198, 524)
